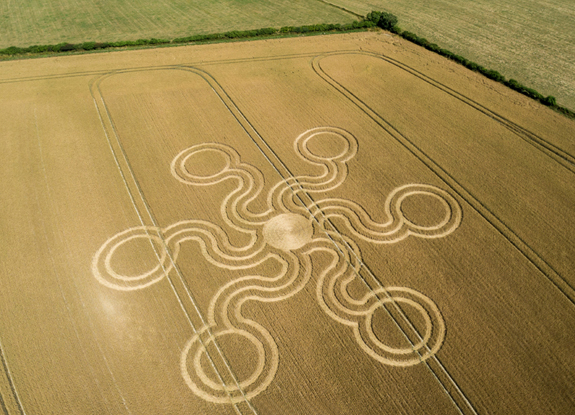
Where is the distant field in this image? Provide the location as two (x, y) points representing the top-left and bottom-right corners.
(0, 0), (354, 48)
(323, 0), (575, 109)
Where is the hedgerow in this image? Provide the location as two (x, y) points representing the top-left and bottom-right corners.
(0, 22), (374, 57)
(0, 11), (571, 119)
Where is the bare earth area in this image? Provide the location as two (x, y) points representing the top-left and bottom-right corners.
(0, 32), (574, 414)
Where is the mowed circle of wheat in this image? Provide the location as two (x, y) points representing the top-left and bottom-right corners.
(92, 126), (462, 404)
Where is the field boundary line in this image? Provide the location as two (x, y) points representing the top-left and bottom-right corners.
(0, 23), (375, 60)
(312, 51), (575, 306)
(90, 69), (262, 415)
(180, 65), (476, 414)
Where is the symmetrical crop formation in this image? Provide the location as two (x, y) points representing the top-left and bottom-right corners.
(92, 126), (462, 404)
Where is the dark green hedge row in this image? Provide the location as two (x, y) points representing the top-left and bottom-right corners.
(366, 11), (573, 118)
(173, 27), (277, 43)
(280, 20), (375, 33)
(0, 38), (171, 54)
(0, 21), (375, 56)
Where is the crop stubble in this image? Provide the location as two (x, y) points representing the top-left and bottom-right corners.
(0, 33), (574, 414)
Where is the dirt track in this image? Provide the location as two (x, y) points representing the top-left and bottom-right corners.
(1, 32), (574, 414)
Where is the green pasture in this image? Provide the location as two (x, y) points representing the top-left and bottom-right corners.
(324, 0), (575, 109)
(0, 0), (354, 48)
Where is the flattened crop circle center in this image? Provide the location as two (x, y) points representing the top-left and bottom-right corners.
(263, 214), (313, 251)
(183, 148), (229, 178)
(305, 132), (349, 160)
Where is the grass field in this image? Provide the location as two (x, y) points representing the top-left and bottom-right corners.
(323, 0), (575, 110)
(0, 33), (574, 414)
(0, 0), (355, 48)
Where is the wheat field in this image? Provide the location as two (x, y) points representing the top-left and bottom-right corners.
(0, 32), (574, 414)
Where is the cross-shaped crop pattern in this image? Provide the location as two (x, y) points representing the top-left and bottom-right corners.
(92, 126), (462, 404)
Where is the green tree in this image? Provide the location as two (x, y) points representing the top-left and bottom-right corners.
(367, 11), (398, 31)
